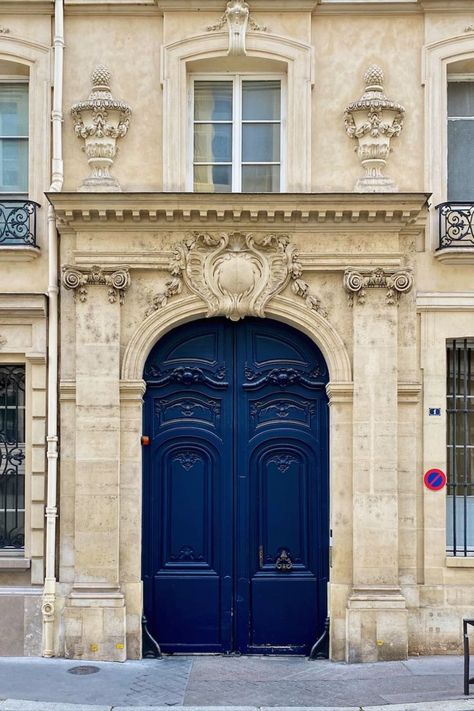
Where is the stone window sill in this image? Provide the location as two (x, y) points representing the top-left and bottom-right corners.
(0, 246), (40, 261)
(446, 556), (474, 568)
(0, 557), (31, 570)
(435, 248), (474, 265)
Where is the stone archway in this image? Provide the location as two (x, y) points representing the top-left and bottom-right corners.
(120, 293), (353, 660)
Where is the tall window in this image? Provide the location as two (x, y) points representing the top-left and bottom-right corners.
(446, 339), (474, 555)
(447, 80), (474, 201)
(0, 366), (25, 550)
(0, 83), (28, 195)
(192, 77), (282, 193)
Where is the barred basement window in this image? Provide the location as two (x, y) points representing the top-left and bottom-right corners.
(447, 339), (474, 555)
(0, 365), (25, 549)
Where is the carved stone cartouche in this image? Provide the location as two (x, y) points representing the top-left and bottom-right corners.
(146, 231), (326, 321)
(344, 65), (405, 193)
(71, 66), (132, 192)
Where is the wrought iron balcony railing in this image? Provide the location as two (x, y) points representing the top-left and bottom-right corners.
(0, 199), (40, 247)
(438, 202), (474, 249)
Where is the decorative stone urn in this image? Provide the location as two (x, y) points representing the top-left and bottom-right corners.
(344, 65), (405, 192)
(71, 66), (132, 192)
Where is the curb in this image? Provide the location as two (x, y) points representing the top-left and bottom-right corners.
(1, 701), (474, 711)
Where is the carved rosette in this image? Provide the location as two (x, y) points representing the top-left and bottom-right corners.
(207, 0), (267, 56)
(344, 65), (405, 193)
(147, 232), (326, 321)
(62, 265), (131, 304)
(343, 267), (413, 305)
(71, 66), (132, 192)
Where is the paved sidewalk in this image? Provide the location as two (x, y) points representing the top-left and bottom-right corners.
(0, 655), (472, 710)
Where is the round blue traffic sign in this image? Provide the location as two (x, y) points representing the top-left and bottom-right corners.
(424, 468), (446, 491)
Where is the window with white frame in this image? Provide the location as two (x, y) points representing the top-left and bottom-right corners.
(447, 78), (474, 201)
(191, 76), (283, 193)
(0, 82), (28, 196)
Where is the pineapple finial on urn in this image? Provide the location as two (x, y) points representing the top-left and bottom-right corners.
(344, 65), (405, 192)
(71, 65), (132, 192)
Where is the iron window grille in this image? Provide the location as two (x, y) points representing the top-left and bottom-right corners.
(447, 339), (474, 556)
(0, 199), (39, 247)
(437, 202), (474, 249)
(0, 365), (25, 549)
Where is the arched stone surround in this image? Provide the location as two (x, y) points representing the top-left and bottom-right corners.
(120, 293), (353, 660)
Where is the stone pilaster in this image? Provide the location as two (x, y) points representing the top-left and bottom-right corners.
(344, 269), (410, 662)
(62, 268), (129, 662)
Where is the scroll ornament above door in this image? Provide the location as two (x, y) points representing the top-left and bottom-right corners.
(146, 232), (327, 321)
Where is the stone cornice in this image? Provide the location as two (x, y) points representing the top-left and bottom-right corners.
(47, 192), (429, 231)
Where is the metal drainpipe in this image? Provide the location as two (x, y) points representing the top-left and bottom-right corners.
(42, 0), (64, 657)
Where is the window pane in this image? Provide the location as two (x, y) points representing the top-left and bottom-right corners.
(0, 139), (28, 192)
(194, 123), (232, 163)
(194, 164), (232, 192)
(242, 123), (280, 162)
(194, 81), (232, 121)
(448, 82), (474, 117)
(242, 164), (280, 192)
(0, 84), (28, 136)
(242, 81), (280, 120)
(448, 121), (474, 201)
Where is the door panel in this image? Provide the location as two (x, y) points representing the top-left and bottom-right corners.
(143, 317), (329, 655)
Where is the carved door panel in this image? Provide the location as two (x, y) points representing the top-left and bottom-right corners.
(236, 321), (329, 654)
(142, 318), (329, 655)
(142, 322), (233, 653)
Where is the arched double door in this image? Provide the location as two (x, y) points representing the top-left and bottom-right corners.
(142, 317), (329, 655)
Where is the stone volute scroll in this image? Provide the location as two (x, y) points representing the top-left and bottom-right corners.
(344, 65), (405, 193)
(207, 0), (267, 56)
(71, 66), (132, 192)
(62, 265), (131, 304)
(343, 267), (413, 305)
(146, 231), (326, 321)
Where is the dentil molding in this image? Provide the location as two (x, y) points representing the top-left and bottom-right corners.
(146, 231), (326, 321)
(343, 267), (413, 305)
(62, 265), (131, 304)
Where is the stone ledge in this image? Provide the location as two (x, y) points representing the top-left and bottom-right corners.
(0, 558), (30, 570)
(446, 556), (474, 568)
(48, 192), (429, 231)
(434, 248), (474, 265)
(0, 246), (41, 261)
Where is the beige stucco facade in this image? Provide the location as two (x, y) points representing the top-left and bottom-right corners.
(1, 0), (474, 663)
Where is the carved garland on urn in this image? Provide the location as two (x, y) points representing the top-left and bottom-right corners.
(62, 265), (131, 304)
(71, 66), (132, 192)
(146, 231), (326, 321)
(343, 267), (413, 306)
(344, 65), (405, 193)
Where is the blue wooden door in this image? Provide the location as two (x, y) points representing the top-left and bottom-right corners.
(142, 318), (329, 655)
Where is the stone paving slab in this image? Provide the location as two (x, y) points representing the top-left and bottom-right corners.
(0, 702), (111, 711)
(0, 699), (474, 711)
